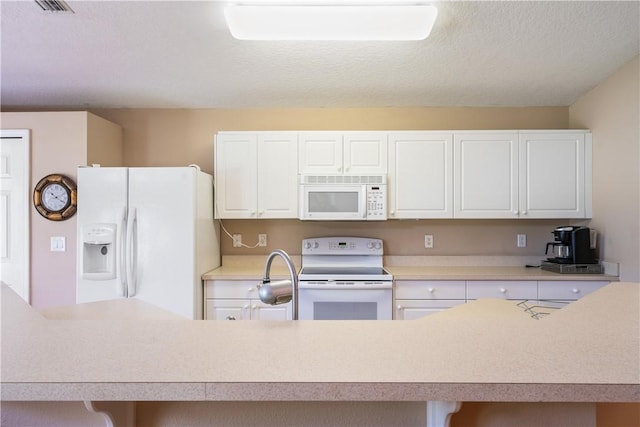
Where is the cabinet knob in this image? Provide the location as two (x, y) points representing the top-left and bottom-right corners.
(247, 287), (254, 292)
(225, 315), (236, 320)
(252, 304), (257, 309)
(337, 166), (342, 172)
(243, 304), (250, 310)
(499, 287), (507, 293)
(521, 210), (528, 215)
(572, 288), (580, 294)
(428, 288), (435, 293)
(512, 210), (519, 215)
(396, 305), (403, 310)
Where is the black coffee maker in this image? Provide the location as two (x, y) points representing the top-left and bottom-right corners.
(545, 226), (597, 264)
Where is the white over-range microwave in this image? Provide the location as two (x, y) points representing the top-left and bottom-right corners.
(299, 175), (387, 221)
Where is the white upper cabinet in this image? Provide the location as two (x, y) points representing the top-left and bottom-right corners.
(454, 132), (519, 218)
(215, 132), (298, 219)
(388, 132), (453, 218)
(454, 131), (591, 219)
(519, 132), (590, 218)
(299, 132), (388, 175)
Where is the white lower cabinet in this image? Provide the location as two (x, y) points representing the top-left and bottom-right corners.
(466, 280), (538, 300)
(538, 280), (609, 301)
(393, 280), (610, 320)
(394, 281), (466, 320)
(204, 280), (293, 320)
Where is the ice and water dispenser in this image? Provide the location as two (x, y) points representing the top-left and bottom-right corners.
(81, 224), (117, 280)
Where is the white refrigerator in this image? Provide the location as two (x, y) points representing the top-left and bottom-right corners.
(76, 166), (220, 319)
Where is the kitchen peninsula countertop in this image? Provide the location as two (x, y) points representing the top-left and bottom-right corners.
(1, 282), (638, 402)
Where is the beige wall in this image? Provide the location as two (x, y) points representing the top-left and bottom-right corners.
(569, 55), (640, 282)
(92, 107), (570, 258)
(1, 111), (122, 307)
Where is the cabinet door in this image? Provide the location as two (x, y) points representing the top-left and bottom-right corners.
(251, 301), (293, 320)
(205, 299), (250, 320)
(298, 132), (343, 174)
(395, 300), (465, 320)
(454, 133), (519, 218)
(343, 132), (388, 174)
(215, 133), (257, 218)
(388, 132), (453, 218)
(257, 133), (299, 218)
(519, 132), (588, 218)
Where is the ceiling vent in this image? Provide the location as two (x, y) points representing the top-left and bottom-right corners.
(34, 0), (74, 13)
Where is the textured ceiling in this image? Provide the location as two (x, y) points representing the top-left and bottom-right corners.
(1, 1), (638, 109)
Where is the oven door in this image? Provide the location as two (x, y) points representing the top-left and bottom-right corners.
(298, 283), (392, 320)
(299, 184), (366, 220)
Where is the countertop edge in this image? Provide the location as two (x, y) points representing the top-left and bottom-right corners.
(2, 382), (638, 402)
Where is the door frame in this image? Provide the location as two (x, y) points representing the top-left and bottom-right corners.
(0, 129), (31, 302)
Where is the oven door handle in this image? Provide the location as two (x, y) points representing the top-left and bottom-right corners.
(298, 282), (392, 290)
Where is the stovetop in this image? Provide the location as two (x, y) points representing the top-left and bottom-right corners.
(299, 237), (392, 282)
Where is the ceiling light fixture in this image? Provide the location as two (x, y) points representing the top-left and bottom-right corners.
(224, 3), (438, 41)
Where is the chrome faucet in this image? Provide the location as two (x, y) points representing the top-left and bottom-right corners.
(257, 249), (298, 320)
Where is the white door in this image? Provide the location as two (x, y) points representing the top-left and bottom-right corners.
(257, 133), (298, 218)
(388, 132), (453, 218)
(298, 132), (343, 174)
(519, 132), (587, 218)
(129, 167), (198, 319)
(343, 132), (388, 174)
(454, 133), (519, 218)
(215, 133), (258, 218)
(76, 167), (128, 303)
(0, 130), (30, 302)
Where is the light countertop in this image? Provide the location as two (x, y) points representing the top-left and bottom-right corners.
(1, 282), (638, 403)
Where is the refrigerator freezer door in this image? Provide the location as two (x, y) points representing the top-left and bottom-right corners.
(128, 167), (199, 319)
(77, 167), (128, 303)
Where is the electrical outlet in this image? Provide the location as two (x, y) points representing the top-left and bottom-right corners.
(424, 234), (434, 249)
(232, 234), (242, 247)
(517, 234), (527, 248)
(258, 234), (267, 247)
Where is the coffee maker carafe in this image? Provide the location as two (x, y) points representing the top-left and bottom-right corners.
(545, 226), (597, 264)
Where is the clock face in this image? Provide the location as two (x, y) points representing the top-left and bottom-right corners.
(42, 183), (70, 212)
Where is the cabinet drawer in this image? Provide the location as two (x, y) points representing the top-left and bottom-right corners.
(395, 281), (466, 300)
(538, 281), (609, 301)
(466, 281), (537, 300)
(204, 280), (259, 299)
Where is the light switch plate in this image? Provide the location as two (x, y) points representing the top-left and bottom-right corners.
(517, 234), (527, 248)
(50, 236), (66, 252)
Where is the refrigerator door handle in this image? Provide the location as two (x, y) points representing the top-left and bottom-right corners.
(118, 207), (128, 297)
(126, 207), (137, 297)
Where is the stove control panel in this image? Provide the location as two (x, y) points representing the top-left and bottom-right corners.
(302, 237), (383, 255)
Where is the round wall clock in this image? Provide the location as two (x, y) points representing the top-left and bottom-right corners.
(33, 174), (77, 221)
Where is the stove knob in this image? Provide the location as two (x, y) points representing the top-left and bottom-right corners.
(375, 241), (382, 249)
(304, 241), (311, 249)
(313, 241), (319, 249)
(367, 241), (374, 249)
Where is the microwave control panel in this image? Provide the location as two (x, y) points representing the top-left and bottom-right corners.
(366, 185), (387, 220)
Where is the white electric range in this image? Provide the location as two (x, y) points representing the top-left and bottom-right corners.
(297, 237), (393, 320)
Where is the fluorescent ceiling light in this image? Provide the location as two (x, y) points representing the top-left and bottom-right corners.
(224, 3), (438, 41)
